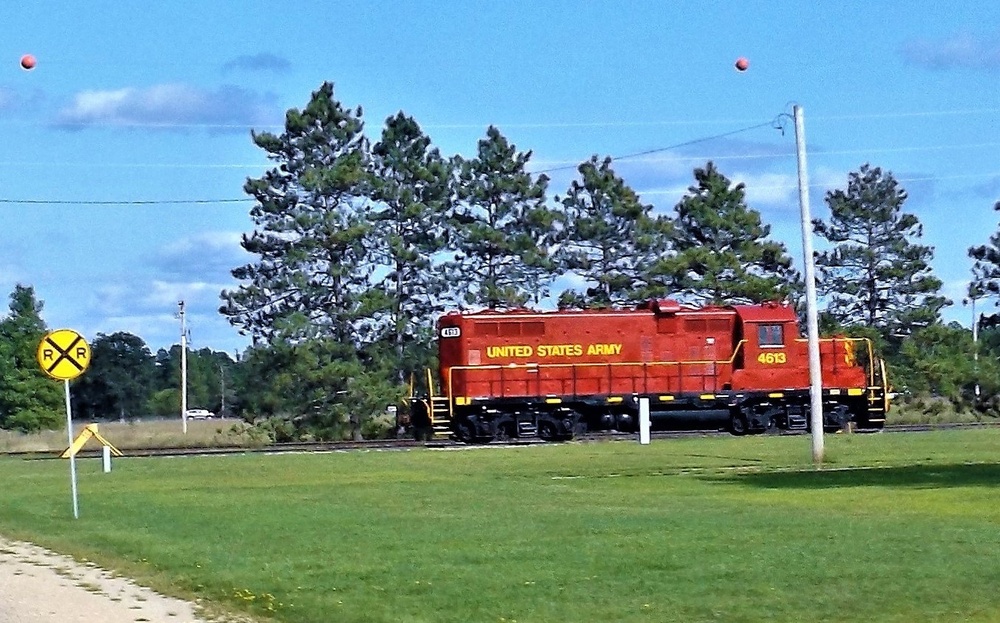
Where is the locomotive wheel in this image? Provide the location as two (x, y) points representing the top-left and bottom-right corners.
(730, 414), (749, 436)
(495, 422), (514, 443)
(538, 420), (556, 441)
(457, 421), (477, 443)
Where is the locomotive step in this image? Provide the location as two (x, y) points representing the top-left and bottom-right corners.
(517, 422), (538, 437)
(787, 415), (808, 429)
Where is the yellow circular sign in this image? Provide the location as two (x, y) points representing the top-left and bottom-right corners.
(37, 329), (91, 380)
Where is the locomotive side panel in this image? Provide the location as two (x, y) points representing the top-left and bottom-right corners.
(441, 306), (742, 401)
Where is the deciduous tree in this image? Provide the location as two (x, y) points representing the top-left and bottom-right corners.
(72, 332), (156, 421)
(0, 285), (62, 432)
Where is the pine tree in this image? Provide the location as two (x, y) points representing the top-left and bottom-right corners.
(813, 163), (947, 337)
(368, 112), (453, 381)
(219, 82), (379, 439)
(650, 161), (799, 305)
(445, 126), (555, 309)
(0, 285), (63, 432)
(221, 82), (373, 345)
(969, 200), (1000, 299)
(556, 155), (672, 308)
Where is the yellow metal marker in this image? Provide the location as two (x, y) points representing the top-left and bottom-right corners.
(61, 423), (123, 459)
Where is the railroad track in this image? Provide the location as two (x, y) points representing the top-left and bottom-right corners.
(7, 421), (999, 460)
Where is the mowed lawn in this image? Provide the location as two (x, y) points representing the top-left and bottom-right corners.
(1, 430), (1000, 623)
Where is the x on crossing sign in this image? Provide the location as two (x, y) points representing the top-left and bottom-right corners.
(37, 329), (91, 381)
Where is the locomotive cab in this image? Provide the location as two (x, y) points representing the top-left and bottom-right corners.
(730, 303), (888, 432)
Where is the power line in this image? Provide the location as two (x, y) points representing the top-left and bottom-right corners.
(0, 118), (785, 204)
(2, 105), (999, 131)
(808, 108), (1000, 121)
(536, 119), (780, 174)
(3, 139), (1000, 172)
(636, 171), (1000, 197)
(0, 161), (267, 169)
(0, 198), (250, 205)
(4, 111), (1000, 205)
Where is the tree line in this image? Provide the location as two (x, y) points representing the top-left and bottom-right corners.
(0, 285), (238, 433)
(3, 82), (1000, 437)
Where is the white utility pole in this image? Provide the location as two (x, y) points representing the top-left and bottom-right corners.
(220, 364), (226, 418)
(794, 105), (824, 465)
(179, 301), (188, 434)
(971, 292), (980, 398)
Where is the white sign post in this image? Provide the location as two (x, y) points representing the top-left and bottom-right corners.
(63, 380), (79, 518)
(639, 398), (651, 445)
(37, 329), (91, 519)
(102, 445), (112, 473)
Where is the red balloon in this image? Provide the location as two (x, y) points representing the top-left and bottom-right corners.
(735, 57), (749, 71)
(20, 54), (36, 70)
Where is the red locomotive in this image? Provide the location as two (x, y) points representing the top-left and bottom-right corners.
(409, 300), (889, 441)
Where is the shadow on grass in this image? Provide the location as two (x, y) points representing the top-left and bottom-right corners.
(708, 462), (1000, 489)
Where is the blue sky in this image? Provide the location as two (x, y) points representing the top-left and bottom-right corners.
(2, 2), (1000, 355)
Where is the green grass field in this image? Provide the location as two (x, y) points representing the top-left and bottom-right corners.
(1, 430), (999, 622)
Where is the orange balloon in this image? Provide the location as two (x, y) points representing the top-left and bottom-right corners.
(735, 57), (749, 71)
(20, 54), (36, 70)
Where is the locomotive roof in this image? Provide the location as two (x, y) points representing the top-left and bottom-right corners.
(440, 300), (793, 321)
(730, 302), (797, 323)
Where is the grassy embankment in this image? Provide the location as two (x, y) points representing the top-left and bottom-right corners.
(1, 429), (999, 622)
(1, 401), (992, 455)
(0, 418), (256, 454)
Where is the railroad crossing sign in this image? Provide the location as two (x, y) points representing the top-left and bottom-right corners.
(37, 329), (91, 381)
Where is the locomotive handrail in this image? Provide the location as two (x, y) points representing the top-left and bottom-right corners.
(442, 336), (884, 412)
(793, 336), (878, 386)
(444, 340), (750, 412)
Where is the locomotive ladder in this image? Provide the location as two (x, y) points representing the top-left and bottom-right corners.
(423, 369), (452, 439)
(429, 396), (452, 438)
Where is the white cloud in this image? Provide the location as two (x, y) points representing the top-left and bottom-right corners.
(152, 231), (249, 280)
(902, 32), (1000, 71)
(159, 231), (243, 255)
(222, 53), (292, 74)
(81, 277), (244, 353)
(143, 279), (225, 309)
(731, 172), (797, 208)
(56, 83), (280, 131)
(636, 183), (688, 207)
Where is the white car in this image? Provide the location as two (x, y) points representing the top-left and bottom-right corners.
(185, 408), (215, 420)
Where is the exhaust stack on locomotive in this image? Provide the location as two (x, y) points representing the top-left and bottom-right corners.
(408, 300), (889, 442)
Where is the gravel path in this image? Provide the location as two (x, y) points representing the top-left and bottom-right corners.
(0, 536), (215, 623)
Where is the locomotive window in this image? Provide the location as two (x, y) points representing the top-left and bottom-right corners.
(685, 319), (708, 332)
(758, 324), (784, 347)
(708, 318), (730, 331)
(522, 321), (545, 336)
(657, 316), (678, 333)
(476, 322), (499, 336)
(499, 323), (521, 337)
